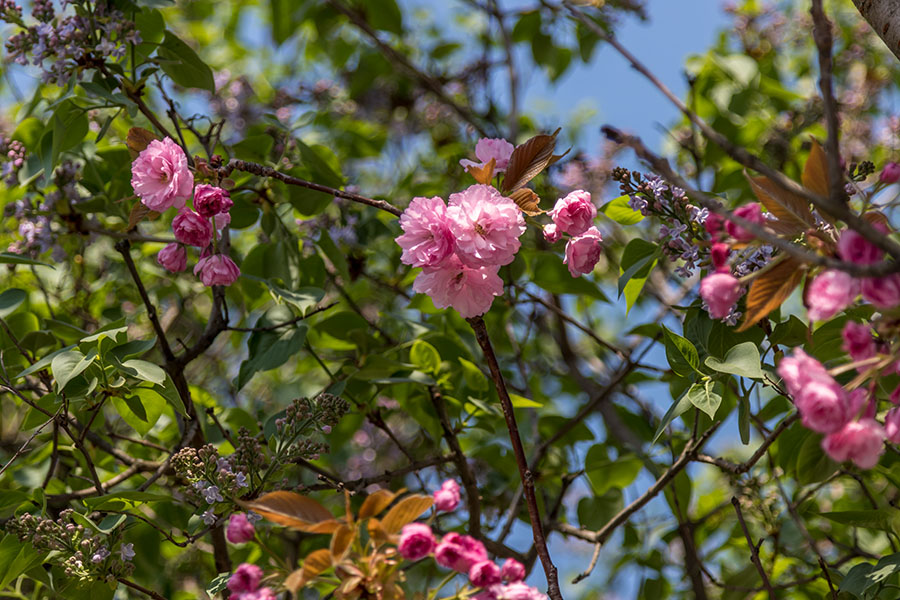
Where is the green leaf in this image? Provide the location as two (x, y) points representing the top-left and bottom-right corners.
(738, 394), (750, 445)
(317, 231), (350, 283)
(269, 0), (297, 45)
(510, 393), (542, 408)
(704, 341), (764, 379)
(410, 340), (441, 374)
(119, 359), (166, 385)
(820, 509), (900, 534)
(111, 389), (165, 436)
(530, 253), (608, 301)
(50, 100), (89, 169)
(577, 489), (623, 530)
(51, 349), (96, 391)
(157, 31), (215, 92)
(0, 289), (26, 318)
(458, 357), (488, 391)
(207, 573), (232, 597)
(602, 195), (644, 225)
(794, 430), (837, 486)
(585, 445), (643, 495)
(110, 338), (157, 362)
(618, 239), (658, 314)
(83, 491), (171, 511)
(0, 252), (55, 269)
(686, 381), (721, 419)
(663, 326), (700, 377)
(652, 387), (693, 443)
(839, 562), (875, 598)
(236, 324), (308, 389)
(365, 0), (403, 35)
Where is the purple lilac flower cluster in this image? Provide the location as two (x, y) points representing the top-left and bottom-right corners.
(6, 510), (135, 583)
(172, 444), (251, 524)
(3, 0), (140, 86)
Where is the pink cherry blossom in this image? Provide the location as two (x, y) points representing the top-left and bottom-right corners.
(838, 226), (887, 265)
(469, 560), (502, 588)
(861, 274), (900, 309)
(549, 190), (596, 236)
(396, 196), (455, 268)
(131, 137), (193, 212)
(234, 587), (276, 600)
(227, 563), (262, 595)
(434, 532), (488, 573)
(397, 523), (436, 561)
(194, 254), (241, 287)
(460, 138), (515, 173)
(563, 226), (603, 278)
(842, 321), (877, 364)
(881, 162), (900, 183)
(447, 185), (525, 267)
(193, 184), (233, 217)
(500, 558), (526, 583)
(822, 419), (885, 469)
(710, 242), (730, 272)
(412, 254), (504, 319)
(226, 513), (255, 544)
(156, 243), (186, 273)
(885, 408), (900, 444)
(699, 272), (742, 319)
(495, 582), (548, 600)
(806, 269), (859, 321)
(704, 212), (724, 237)
(543, 223), (561, 244)
(793, 372), (854, 434)
(173, 209), (213, 247)
(725, 203), (764, 242)
(433, 478), (461, 512)
(215, 212), (231, 231)
(777, 349), (829, 397)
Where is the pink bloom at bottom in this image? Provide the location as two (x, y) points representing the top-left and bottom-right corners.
(699, 272), (742, 319)
(412, 254), (503, 319)
(434, 532), (488, 573)
(227, 564), (263, 595)
(433, 478), (461, 512)
(397, 523), (435, 561)
(226, 513), (255, 544)
(885, 407), (900, 444)
(469, 560), (502, 587)
(194, 254), (241, 287)
(881, 162), (900, 184)
(157, 243), (186, 272)
(500, 558), (526, 582)
(563, 226), (603, 278)
(822, 419), (885, 469)
(231, 588), (276, 600)
(806, 270), (858, 321)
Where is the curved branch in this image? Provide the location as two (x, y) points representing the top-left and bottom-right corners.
(852, 0), (900, 62)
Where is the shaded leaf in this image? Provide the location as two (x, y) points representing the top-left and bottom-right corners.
(157, 30), (215, 92)
(501, 128), (560, 194)
(737, 258), (806, 332)
(509, 187), (542, 216)
(467, 158), (495, 185)
(358, 489), (402, 520)
(802, 139), (829, 199)
(745, 173), (814, 234)
(239, 491), (335, 531)
(380, 494), (433, 535)
(127, 202), (158, 231)
(330, 525), (353, 561)
(126, 127), (158, 158)
(0, 289), (26, 318)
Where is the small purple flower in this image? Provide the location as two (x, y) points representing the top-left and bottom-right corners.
(234, 472), (248, 488)
(119, 543), (135, 561)
(202, 485), (224, 504)
(202, 510), (217, 525)
(91, 547), (110, 563)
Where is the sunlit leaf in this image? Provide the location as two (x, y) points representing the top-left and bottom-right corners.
(737, 258), (806, 332)
(380, 494), (433, 535)
(501, 128), (561, 194)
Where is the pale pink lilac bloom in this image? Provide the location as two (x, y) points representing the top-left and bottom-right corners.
(130, 137), (193, 212)
(563, 226), (603, 278)
(806, 269), (859, 321)
(548, 190), (596, 236)
(460, 138), (515, 173)
(412, 254), (503, 319)
(396, 196), (455, 268)
(447, 184), (525, 267)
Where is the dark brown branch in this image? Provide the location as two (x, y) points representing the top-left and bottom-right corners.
(851, 0), (900, 63)
(732, 496), (777, 600)
(117, 577), (168, 600)
(811, 0), (846, 205)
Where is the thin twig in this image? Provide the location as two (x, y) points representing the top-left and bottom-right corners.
(810, 0), (846, 205)
(732, 496), (777, 599)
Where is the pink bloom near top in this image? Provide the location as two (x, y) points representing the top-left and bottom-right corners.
(131, 137), (193, 212)
(446, 184), (525, 267)
(460, 138), (515, 173)
(549, 190), (596, 236)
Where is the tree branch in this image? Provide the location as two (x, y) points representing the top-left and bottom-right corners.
(852, 0), (900, 62)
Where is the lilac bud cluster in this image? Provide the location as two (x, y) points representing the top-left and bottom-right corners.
(0, 136), (25, 186)
(171, 444), (250, 518)
(613, 168), (710, 278)
(3, 0), (140, 86)
(272, 393), (348, 463)
(6, 510), (134, 582)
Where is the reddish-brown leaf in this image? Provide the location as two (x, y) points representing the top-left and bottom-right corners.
(467, 158), (496, 185)
(358, 489), (402, 520)
(284, 568), (305, 594)
(737, 258), (806, 332)
(745, 173), (815, 234)
(380, 494), (433, 535)
(501, 128), (561, 194)
(126, 127), (158, 158)
(367, 517), (389, 545)
(239, 491), (334, 531)
(330, 524), (354, 561)
(863, 211), (890, 229)
(802, 139), (829, 199)
(509, 188), (543, 216)
(127, 202), (154, 231)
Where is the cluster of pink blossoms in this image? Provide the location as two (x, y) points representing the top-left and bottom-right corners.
(777, 349), (897, 469)
(397, 138), (603, 318)
(397, 478), (545, 599)
(226, 563), (275, 600)
(130, 137), (240, 287)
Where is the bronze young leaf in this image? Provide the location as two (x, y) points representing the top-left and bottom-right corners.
(737, 258), (806, 332)
(501, 128), (563, 194)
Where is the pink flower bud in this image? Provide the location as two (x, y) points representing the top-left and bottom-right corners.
(194, 254), (240, 287)
(226, 513), (255, 544)
(500, 558), (526, 582)
(227, 563), (263, 594)
(469, 560), (502, 588)
(885, 408), (900, 444)
(838, 225), (887, 265)
(699, 272), (742, 319)
(398, 523), (436, 561)
(881, 162), (900, 183)
(434, 532), (488, 573)
(543, 223), (561, 244)
(725, 203), (764, 242)
(156, 243), (187, 273)
(172, 209), (213, 247)
(563, 226), (603, 278)
(433, 478), (461, 512)
(806, 270), (859, 321)
(822, 419), (885, 469)
(193, 184), (233, 217)
(704, 212), (724, 237)
(841, 321), (877, 363)
(549, 190), (596, 236)
(710, 242), (730, 272)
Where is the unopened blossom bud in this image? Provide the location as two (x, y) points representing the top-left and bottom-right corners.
(881, 162), (900, 183)
(725, 203), (764, 242)
(226, 513), (256, 544)
(433, 479), (461, 512)
(710, 242), (730, 272)
(543, 223), (561, 243)
(193, 184), (233, 217)
(194, 254), (241, 287)
(157, 243), (187, 273)
(227, 563), (263, 594)
(549, 190), (596, 236)
(469, 560), (502, 587)
(398, 523), (436, 561)
(563, 226), (603, 278)
(501, 558), (526, 582)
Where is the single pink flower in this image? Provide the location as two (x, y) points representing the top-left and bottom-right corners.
(214, 211), (231, 231)
(806, 269), (859, 321)
(226, 513), (256, 544)
(793, 372), (853, 434)
(725, 203), (764, 242)
(500, 558), (526, 583)
(193, 184), (233, 217)
(470, 560), (502, 588)
(881, 162), (900, 183)
(396, 196), (455, 268)
(777, 349), (829, 397)
(447, 185), (525, 267)
(496, 582), (547, 600)
(235, 587), (276, 600)
(227, 563), (263, 594)
(543, 223), (561, 244)
(434, 532), (488, 573)
(460, 138), (515, 173)
(548, 190), (596, 236)
(699, 272), (742, 319)
(433, 478), (461, 512)
(885, 408), (900, 444)
(398, 523), (436, 561)
(173, 209), (213, 247)
(861, 274), (900, 309)
(131, 137), (193, 212)
(842, 321), (877, 364)
(704, 212), (724, 237)
(710, 242), (730, 272)
(822, 419), (885, 469)
(156, 243), (187, 273)
(838, 226), (887, 265)
(194, 254), (241, 287)
(563, 226), (603, 278)
(412, 254), (504, 319)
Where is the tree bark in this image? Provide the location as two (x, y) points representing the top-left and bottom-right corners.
(853, 0), (900, 62)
